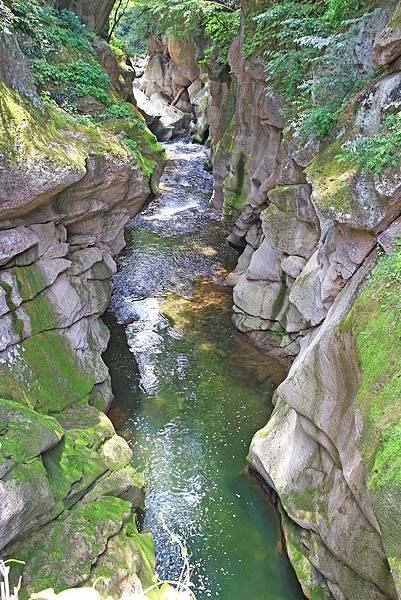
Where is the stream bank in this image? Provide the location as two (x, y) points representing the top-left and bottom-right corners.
(104, 139), (305, 600)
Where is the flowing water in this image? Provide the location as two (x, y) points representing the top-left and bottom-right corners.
(104, 139), (305, 600)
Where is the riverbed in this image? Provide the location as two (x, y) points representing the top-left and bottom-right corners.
(104, 139), (305, 600)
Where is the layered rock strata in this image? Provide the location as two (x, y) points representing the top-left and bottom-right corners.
(0, 19), (164, 600)
(215, 1), (401, 598)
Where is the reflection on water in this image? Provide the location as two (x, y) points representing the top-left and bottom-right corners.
(104, 138), (305, 600)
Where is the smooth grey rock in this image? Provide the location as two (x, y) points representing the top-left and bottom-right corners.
(281, 256), (306, 279)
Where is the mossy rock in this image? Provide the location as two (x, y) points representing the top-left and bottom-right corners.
(55, 404), (115, 448)
(340, 243), (401, 595)
(222, 151), (249, 220)
(43, 431), (108, 512)
(306, 140), (357, 216)
(0, 398), (63, 471)
(279, 506), (333, 600)
(0, 82), (126, 170)
(0, 330), (95, 413)
(8, 497), (134, 599)
(101, 106), (166, 179)
(88, 515), (155, 598)
(99, 434), (133, 471)
(79, 465), (145, 508)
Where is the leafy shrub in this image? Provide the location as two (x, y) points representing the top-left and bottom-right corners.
(244, 0), (375, 142)
(10, 0), (94, 58)
(338, 113), (401, 177)
(101, 102), (135, 120)
(200, 9), (240, 67)
(109, 35), (130, 61)
(115, 0), (240, 65)
(30, 59), (111, 106)
(122, 137), (141, 153)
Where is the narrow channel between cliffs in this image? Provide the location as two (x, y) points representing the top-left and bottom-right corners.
(104, 138), (305, 600)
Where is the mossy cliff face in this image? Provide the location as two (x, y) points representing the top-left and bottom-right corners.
(0, 6), (165, 598)
(225, 0), (396, 364)
(249, 243), (401, 600)
(224, 1), (401, 599)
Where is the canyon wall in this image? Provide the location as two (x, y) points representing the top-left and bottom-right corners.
(0, 6), (165, 598)
(213, 1), (401, 598)
(133, 35), (210, 141)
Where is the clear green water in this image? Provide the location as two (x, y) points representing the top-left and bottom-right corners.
(104, 139), (305, 600)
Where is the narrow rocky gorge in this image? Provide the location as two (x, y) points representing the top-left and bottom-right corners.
(129, 1), (401, 597)
(0, 0), (400, 599)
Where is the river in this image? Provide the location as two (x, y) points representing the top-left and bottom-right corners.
(104, 139), (305, 600)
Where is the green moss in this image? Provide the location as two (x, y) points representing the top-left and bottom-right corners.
(341, 246), (401, 479)
(43, 431), (107, 511)
(387, 2), (401, 29)
(7, 456), (47, 487)
(0, 330), (95, 412)
(56, 404), (115, 447)
(223, 151), (249, 220)
(306, 140), (356, 214)
(214, 111), (235, 159)
(340, 242), (401, 587)
(279, 506), (331, 600)
(13, 262), (48, 301)
(101, 105), (165, 179)
(20, 290), (58, 337)
(126, 519), (158, 590)
(9, 497), (133, 599)
(0, 398), (63, 464)
(0, 82), (127, 171)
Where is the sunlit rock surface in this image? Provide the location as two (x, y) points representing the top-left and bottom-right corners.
(0, 12), (164, 599)
(217, 2), (401, 599)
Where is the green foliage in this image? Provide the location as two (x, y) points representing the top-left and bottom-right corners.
(116, 0), (240, 65)
(200, 9), (240, 66)
(122, 136), (141, 153)
(10, 0), (94, 58)
(30, 59), (112, 107)
(100, 101), (135, 119)
(30, 59), (110, 88)
(244, 0), (374, 142)
(338, 113), (401, 178)
(369, 239), (401, 310)
(5, 0), (165, 180)
(10, 0), (113, 111)
(109, 34), (130, 61)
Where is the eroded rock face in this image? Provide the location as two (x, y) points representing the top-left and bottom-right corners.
(134, 35), (209, 141)
(51, 0), (114, 34)
(222, 1), (397, 364)
(0, 24), (163, 598)
(217, 2), (401, 599)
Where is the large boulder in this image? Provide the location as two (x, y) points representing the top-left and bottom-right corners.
(249, 239), (401, 599)
(51, 0), (114, 34)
